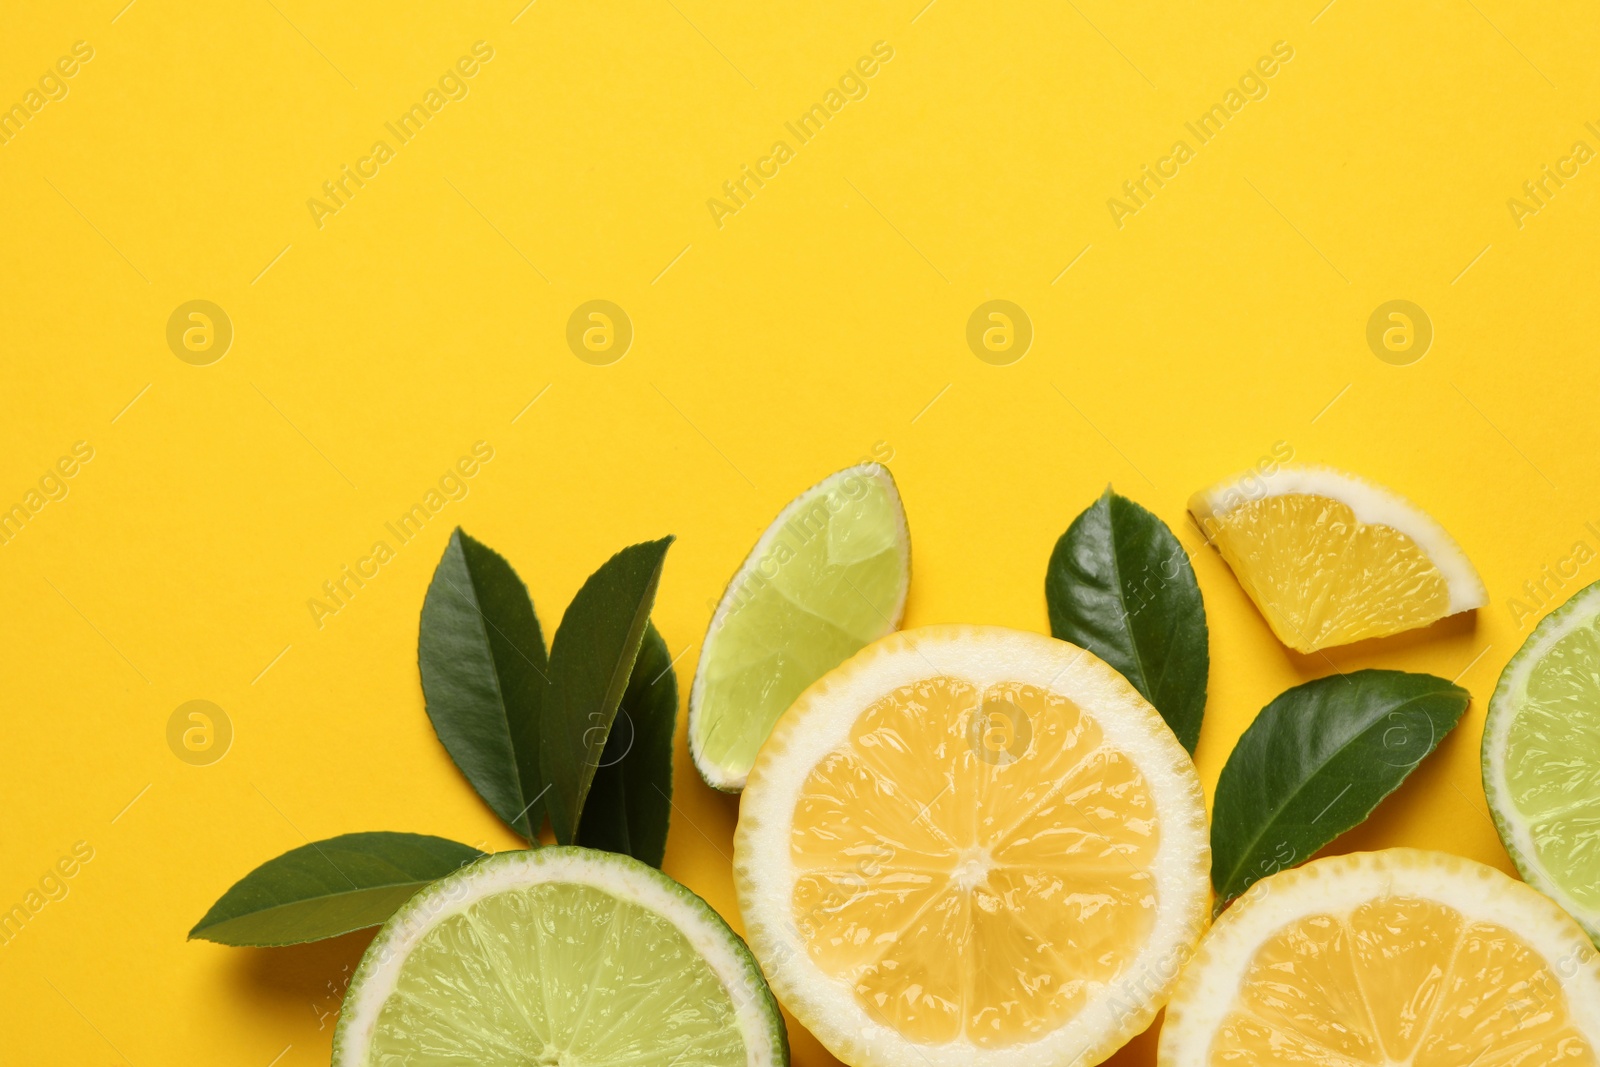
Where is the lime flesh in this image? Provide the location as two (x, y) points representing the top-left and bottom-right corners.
(690, 464), (909, 791)
(1486, 579), (1600, 943)
(334, 849), (786, 1067)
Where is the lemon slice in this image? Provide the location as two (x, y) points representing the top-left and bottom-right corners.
(690, 462), (910, 792)
(1159, 848), (1600, 1066)
(1484, 578), (1600, 945)
(333, 848), (788, 1067)
(1188, 465), (1486, 653)
(733, 625), (1210, 1067)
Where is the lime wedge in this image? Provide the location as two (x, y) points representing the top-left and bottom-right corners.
(689, 463), (910, 792)
(332, 848), (788, 1067)
(1484, 578), (1600, 944)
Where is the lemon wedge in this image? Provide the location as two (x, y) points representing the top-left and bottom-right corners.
(1189, 465), (1485, 653)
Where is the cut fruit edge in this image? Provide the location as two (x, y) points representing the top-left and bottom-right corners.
(688, 461), (911, 793)
(1484, 578), (1600, 944)
(1157, 848), (1600, 1067)
(331, 848), (788, 1067)
(1187, 464), (1487, 614)
(733, 625), (1211, 1067)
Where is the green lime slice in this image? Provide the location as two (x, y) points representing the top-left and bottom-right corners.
(332, 848), (788, 1067)
(1484, 578), (1600, 944)
(689, 463), (910, 792)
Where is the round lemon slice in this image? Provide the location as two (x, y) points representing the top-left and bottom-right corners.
(734, 625), (1210, 1067)
(1188, 464), (1486, 653)
(1159, 848), (1600, 1066)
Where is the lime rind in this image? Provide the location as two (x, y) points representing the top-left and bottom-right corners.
(332, 847), (788, 1067)
(689, 463), (910, 793)
(1484, 577), (1600, 945)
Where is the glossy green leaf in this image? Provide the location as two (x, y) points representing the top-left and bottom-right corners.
(418, 528), (548, 840)
(542, 537), (674, 845)
(1046, 487), (1209, 752)
(577, 621), (678, 867)
(1211, 669), (1470, 907)
(188, 832), (484, 946)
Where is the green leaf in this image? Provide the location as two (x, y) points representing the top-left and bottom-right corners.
(1211, 669), (1470, 907)
(578, 621), (678, 867)
(542, 537), (674, 844)
(1046, 487), (1210, 752)
(418, 529), (548, 840)
(188, 832), (484, 946)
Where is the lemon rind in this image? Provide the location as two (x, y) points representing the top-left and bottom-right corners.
(1483, 577), (1600, 945)
(1188, 464), (1487, 614)
(689, 462), (911, 793)
(1157, 848), (1600, 1067)
(734, 625), (1211, 1067)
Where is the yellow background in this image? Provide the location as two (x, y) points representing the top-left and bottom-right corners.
(4, 0), (1598, 1063)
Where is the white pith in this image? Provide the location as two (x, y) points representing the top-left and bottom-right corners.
(733, 625), (1211, 1067)
(689, 462), (911, 792)
(1189, 464), (1488, 613)
(1158, 848), (1600, 1067)
(332, 848), (785, 1067)
(1483, 579), (1600, 944)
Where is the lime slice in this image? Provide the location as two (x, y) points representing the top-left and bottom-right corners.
(1484, 578), (1600, 944)
(332, 847), (788, 1067)
(689, 463), (910, 792)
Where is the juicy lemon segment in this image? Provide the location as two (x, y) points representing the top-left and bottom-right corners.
(1214, 902), (1590, 1064)
(1160, 849), (1600, 1067)
(789, 677), (1159, 1046)
(736, 626), (1210, 1067)
(1189, 466), (1486, 654)
(1207, 493), (1452, 650)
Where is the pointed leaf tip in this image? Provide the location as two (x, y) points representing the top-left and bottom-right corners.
(1046, 489), (1209, 752)
(419, 530), (548, 840)
(189, 832), (484, 946)
(542, 537), (674, 844)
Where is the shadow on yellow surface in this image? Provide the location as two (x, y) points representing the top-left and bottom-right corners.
(1285, 608), (1482, 677)
(224, 928), (378, 1036)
